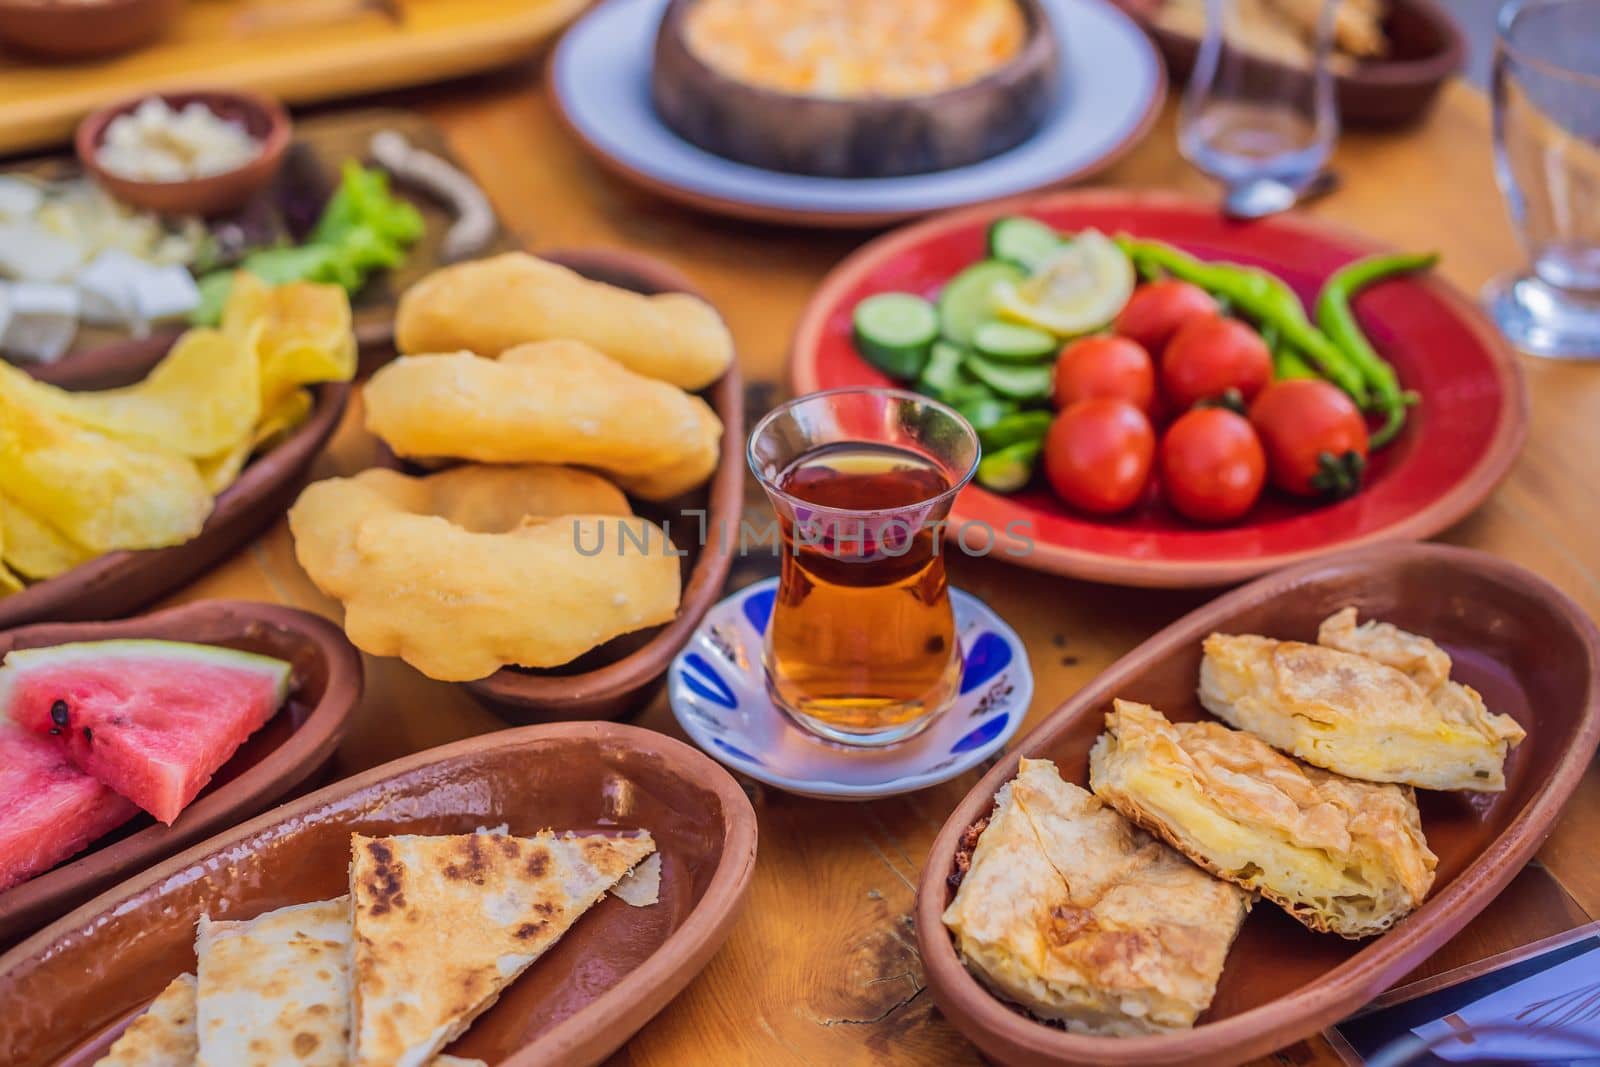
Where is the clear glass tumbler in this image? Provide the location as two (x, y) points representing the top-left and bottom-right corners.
(747, 388), (979, 747)
(1178, 0), (1340, 190)
(1487, 0), (1600, 358)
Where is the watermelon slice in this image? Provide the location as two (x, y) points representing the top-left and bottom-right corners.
(0, 722), (138, 893)
(0, 639), (293, 825)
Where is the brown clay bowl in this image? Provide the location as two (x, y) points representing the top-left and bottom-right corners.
(0, 721), (759, 1067)
(0, 336), (351, 631)
(75, 88), (291, 217)
(916, 542), (1600, 1066)
(0, 0), (181, 60)
(0, 599), (363, 949)
(650, 0), (1061, 177)
(1114, 0), (1464, 127)
(452, 247), (744, 724)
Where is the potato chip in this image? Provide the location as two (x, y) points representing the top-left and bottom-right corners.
(0, 326), (261, 459)
(252, 387), (313, 450)
(0, 387), (212, 553)
(0, 491), (93, 580)
(0, 509), (22, 596)
(196, 437), (254, 496)
(224, 273), (356, 408)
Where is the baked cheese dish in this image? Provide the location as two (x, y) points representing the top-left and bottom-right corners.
(683, 0), (1029, 99)
(1198, 609), (1526, 791)
(1089, 701), (1437, 940)
(942, 758), (1251, 1034)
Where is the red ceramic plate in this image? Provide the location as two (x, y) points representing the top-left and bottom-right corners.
(790, 191), (1528, 587)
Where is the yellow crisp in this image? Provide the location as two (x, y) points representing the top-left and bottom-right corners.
(0, 491), (93, 580)
(224, 273), (357, 408)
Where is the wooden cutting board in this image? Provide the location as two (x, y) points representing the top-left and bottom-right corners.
(0, 0), (587, 157)
(5, 107), (519, 365)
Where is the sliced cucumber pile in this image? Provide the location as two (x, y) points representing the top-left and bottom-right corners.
(853, 292), (938, 379)
(965, 353), (1053, 401)
(937, 260), (1025, 348)
(973, 321), (1057, 363)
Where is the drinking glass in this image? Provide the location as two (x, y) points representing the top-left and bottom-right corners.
(1178, 0), (1340, 190)
(747, 388), (979, 747)
(1487, 0), (1600, 358)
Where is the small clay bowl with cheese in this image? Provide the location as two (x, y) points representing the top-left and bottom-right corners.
(75, 89), (291, 218)
(651, 0), (1061, 178)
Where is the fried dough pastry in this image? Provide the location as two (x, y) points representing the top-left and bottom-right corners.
(943, 758), (1251, 1035)
(289, 467), (679, 681)
(1090, 701), (1437, 939)
(363, 341), (723, 501)
(394, 252), (734, 390)
(1199, 610), (1526, 791)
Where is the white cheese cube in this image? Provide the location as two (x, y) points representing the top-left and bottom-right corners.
(1, 282), (79, 363)
(132, 264), (200, 324)
(75, 247), (145, 327)
(0, 178), (43, 220)
(0, 221), (84, 283)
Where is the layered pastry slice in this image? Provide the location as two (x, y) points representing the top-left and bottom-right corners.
(942, 758), (1251, 1035)
(1197, 608), (1526, 792)
(1089, 701), (1437, 940)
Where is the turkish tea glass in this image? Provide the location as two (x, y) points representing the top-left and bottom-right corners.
(1487, 0), (1600, 358)
(747, 388), (979, 747)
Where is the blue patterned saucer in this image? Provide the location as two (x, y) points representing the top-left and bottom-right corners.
(667, 578), (1032, 800)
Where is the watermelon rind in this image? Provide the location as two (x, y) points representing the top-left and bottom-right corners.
(0, 638), (293, 709)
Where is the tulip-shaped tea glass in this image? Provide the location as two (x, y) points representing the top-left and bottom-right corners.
(748, 388), (980, 747)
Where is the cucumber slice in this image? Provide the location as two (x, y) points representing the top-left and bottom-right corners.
(853, 292), (938, 379)
(987, 216), (1063, 272)
(964, 352), (1054, 401)
(937, 260), (1025, 347)
(978, 410), (1053, 452)
(973, 321), (1058, 363)
(915, 340), (968, 401)
(944, 382), (1018, 431)
(976, 439), (1043, 494)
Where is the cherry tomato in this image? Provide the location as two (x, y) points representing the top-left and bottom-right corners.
(1160, 315), (1274, 411)
(1249, 379), (1371, 498)
(1052, 335), (1156, 413)
(1113, 280), (1218, 356)
(1159, 408), (1266, 523)
(1043, 399), (1155, 515)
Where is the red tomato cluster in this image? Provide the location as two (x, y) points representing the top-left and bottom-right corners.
(1043, 282), (1371, 524)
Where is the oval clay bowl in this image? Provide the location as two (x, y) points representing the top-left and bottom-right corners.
(1114, 0), (1464, 127)
(0, 599), (362, 949)
(456, 247), (744, 724)
(0, 340), (351, 632)
(76, 88), (291, 217)
(0, 721), (759, 1067)
(916, 542), (1600, 1066)
(651, 0), (1061, 178)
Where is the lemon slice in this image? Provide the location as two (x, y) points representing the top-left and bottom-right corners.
(993, 229), (1135, 337)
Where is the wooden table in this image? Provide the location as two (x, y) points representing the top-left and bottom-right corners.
(179, 63), (1600, 1065)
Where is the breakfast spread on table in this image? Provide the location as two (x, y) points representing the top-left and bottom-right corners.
(92, 828), (656, 1067)
(944, 609), (1529, 1035)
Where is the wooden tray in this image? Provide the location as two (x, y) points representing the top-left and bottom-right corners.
(0, 0), (587, 157)
(0, 722), (759, 1067)
(915, 543), (1600, 1066)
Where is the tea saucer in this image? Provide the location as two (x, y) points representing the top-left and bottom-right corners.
(667, 578), (1032, 800)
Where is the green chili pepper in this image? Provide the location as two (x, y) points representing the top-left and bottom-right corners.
(1115, 236), (1371, 407)
(1315, 251), (1438, 449)
(1273, 345), (1318, 380)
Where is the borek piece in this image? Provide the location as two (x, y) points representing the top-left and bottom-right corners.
(92, 973), (197, 1067)
(1090, 701), (1437, 939)
(1199, 610), (1526, 791)
(943, 758), (1251, 1034)
(394, 252), (734, 390)
(363, 340), (723, 502)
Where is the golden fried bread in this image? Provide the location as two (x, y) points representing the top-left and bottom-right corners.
(394, 253), (734, 390)
(93, 973), (197, 1067)
(942, 758), (1251, 1034)
(349, 831), (655, 1067)
(1199, 610), (1526, 791)
(363, 341), (723, 501)
(1089, 701), (1437, 939)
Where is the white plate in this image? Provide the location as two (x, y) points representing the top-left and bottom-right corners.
(550, 0), (1166, 227)
(668, 578), (1033, 800)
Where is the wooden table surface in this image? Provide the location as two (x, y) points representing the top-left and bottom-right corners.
(172, 60), (1600, 1066)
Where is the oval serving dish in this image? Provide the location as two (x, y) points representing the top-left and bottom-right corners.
(0, 721), (759, 1067)
(455, 247), (744, 725)
(0, 340), (350, 632)
(915, 543), (1600, 1066)
(650, 0), (1061, 178)
(0, 599), (362, 949)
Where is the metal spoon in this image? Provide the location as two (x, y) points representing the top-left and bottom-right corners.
(1222, 170), (1341, 220)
